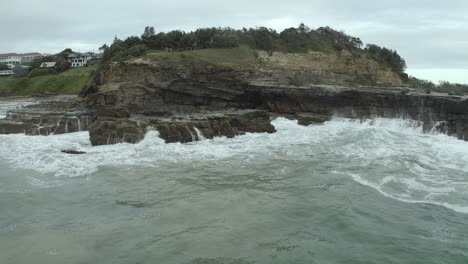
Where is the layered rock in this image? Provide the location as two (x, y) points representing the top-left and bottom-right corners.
(254, 85), (468, 139)
(89, 110), (275, 145)
(0, 97), (93, 135)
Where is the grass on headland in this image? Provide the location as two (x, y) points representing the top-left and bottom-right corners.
(0, 64), (98, 95)
(141, 46), (258, 69)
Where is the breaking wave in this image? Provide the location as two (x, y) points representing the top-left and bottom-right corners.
(1, 117), (468, 214)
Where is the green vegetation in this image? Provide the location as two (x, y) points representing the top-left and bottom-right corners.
(365, 44), (407, 75)
(98, 24), (406, 76)
(30, 48), (75, 73)
(0, 63), (9, 70)
(143, 49), (163, 55)
(142, 46), (257, 68)
(404, 77), (468, 96)
(0, 64), (98, 95)
(28, 68), (49, 78)
(432, 81), (468, 96)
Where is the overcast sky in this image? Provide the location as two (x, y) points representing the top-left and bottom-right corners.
(2, 0), (467, 83)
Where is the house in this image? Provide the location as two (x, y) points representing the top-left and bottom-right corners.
(0, 53), (22, 68)
(0, 70), (14, 76)
(39, 62), (57, 69)
(0, 52), (43, 68)
(68, 52), (91, 67)
(20, 52), (43, 63)
(87, 53), (103, 65)
(67, 52), (101, 67)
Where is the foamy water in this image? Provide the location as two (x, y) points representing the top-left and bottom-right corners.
(1, 113), (468, 263)
(0, 99), (35, 118)
(1, 117), (468, 214)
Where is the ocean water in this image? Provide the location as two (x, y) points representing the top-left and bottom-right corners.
(1, 102), (468, 263)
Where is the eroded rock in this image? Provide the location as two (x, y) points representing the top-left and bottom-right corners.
(88, 110), (276, 146)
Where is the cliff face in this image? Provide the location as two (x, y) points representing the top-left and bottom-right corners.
(257, 50), (402, 86)
(82, 47), (402, 111)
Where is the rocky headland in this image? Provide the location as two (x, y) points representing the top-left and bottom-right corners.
(1, 47), (467, 144)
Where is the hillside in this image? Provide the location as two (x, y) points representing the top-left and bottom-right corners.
(0, 64), (98, 95)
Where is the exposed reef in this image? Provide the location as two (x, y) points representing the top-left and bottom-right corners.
(0, 97), (93, 135)
(89, 110), (275, 145)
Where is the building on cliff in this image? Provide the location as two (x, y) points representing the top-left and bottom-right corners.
(68, 52), (101, 67)
(0, 53), (43, 68)
(39, 62), (56, 68)
(0, 69), (14, 76)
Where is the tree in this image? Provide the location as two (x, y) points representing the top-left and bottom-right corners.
(142, 26), (155, 39)
(0, 63), (9, 70)
(99, 44), (109, 52)
(364, 44), (406, 74)
(124, 36), (143, 48)
(128, 44), (148, 57)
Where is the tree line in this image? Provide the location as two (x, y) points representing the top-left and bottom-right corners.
(98, 24), (407, 75)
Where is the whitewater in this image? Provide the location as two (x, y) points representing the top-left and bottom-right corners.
(1, 101), (467, 263)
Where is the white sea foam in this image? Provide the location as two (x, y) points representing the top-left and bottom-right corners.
(0, 100), (35, 119)
(1, 117), (468, 213)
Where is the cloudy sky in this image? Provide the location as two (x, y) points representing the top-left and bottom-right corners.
(2, 0), (467, 83)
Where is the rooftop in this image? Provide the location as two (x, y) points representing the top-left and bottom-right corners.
(0, 52), (42, 58)
(40, 62), (57, 68)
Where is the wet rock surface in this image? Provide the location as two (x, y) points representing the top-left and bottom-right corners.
(0, 96), (94, 135)
(89, 110), (275, 146)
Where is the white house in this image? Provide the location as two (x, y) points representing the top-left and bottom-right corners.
(67, 52), (101, 67)
(0, 52), (43, 68)
(68, 53), (91, 67)
(0, 53), (22, 68)
(20, 53), (43, 63)
(0, 70), (14, 76)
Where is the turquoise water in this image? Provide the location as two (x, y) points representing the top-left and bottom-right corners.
(1, 103), (468, 263)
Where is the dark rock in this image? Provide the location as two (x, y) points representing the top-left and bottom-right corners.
(0, 120), (30, 134)
(401, 88), (410, 95)
(95, 106), (130, 118)
(61, 149), (86, 155)
(295, 112), (332, 126)
(88, 118), (145, 145)
(88, 110), (276, 146)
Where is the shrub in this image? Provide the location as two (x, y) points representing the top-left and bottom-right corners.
(28, 68), (49, 78)
(128, 44), (149, 57)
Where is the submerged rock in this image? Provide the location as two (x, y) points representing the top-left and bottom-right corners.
(61, 149), (86, 155)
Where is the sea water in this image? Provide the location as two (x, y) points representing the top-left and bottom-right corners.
(0, 101), (467, 263)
